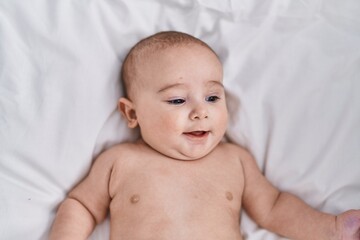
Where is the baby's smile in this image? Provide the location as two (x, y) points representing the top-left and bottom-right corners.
(183, 130), (210, 138)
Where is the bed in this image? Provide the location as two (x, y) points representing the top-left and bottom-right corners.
(1, 0), (359, 239)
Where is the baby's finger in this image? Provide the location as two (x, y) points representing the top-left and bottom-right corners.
(340, 210), (360, 240)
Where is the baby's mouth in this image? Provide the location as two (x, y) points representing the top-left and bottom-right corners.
(183, 131), (209, 138)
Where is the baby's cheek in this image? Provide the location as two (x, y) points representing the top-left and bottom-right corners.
(160, 113), (184, 132)
(215, 111), (228, 132)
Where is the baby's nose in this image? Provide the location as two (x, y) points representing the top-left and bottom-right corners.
(189, 106), (208, 120)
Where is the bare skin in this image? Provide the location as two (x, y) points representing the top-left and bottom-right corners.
(49, 32), (360, 240)
(51, 140), (245, 240)
(51, 139), (355, 240)
(108, 140), (244, 239)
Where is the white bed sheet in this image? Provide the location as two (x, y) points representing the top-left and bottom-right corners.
(0, 0), (359, 239)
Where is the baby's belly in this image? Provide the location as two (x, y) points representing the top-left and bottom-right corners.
(109, 193), (243, 240)
(109, 215), (243, 240)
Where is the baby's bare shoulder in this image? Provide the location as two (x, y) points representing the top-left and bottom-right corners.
(217, 142), (251, 155)
(215, 142), (255, 165)
(99, 141), (152, 170)
(99, 142), (141, 159)
(88, 142), (139, 171)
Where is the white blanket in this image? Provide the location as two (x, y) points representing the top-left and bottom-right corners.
(1, 0), (359, 239)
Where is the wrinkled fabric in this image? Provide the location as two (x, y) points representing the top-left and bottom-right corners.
(0, 0), (359, 239)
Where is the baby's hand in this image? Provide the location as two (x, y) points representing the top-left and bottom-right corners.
(335, 209), (360, 240)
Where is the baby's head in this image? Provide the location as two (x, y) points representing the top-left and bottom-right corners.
(121, 31), (218, 100)
(119, 31), (228, 160)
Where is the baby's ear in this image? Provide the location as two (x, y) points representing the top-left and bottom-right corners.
(118, 98), (138, 128)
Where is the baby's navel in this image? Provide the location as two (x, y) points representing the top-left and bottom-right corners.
(130, 194), (140, 204)
(225, 191), (233, 201)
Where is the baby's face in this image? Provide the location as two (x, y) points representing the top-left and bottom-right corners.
(132, 44), (228, 160)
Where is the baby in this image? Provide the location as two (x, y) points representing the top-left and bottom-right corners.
(50, 31), (360, 240)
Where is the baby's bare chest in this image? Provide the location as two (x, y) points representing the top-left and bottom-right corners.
(109, 153), (244, 218)
(107, 144), (246, 239)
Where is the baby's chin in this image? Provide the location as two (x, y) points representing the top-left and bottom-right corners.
(163, 145), (217, 161)
(139, 137), (219, 161)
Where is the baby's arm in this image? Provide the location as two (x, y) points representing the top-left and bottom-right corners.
(49, 148), (116, 240)
(239, 147), (360, 240)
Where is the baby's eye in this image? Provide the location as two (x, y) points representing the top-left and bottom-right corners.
(206, 96), (220, 102)
(167, 99), (186, 105)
